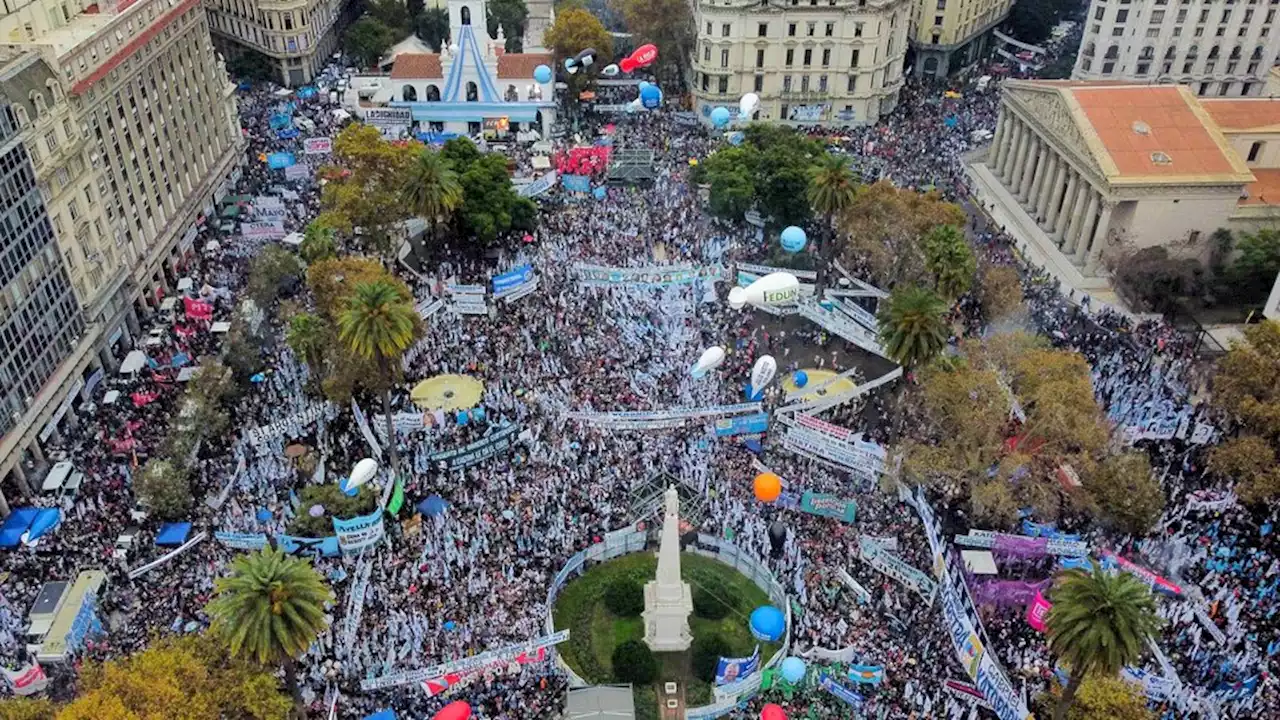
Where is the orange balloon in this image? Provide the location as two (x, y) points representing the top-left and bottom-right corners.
(754, 472), (782, 502)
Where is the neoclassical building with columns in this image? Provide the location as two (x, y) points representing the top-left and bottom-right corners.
(979, 80), (1280, 280)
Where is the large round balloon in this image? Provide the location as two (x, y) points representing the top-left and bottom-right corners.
(533, 64), (552, 83)
(780, 226), (807, 253)
(433, 701), (472, 720)
(753, 472), (782, 502)
(781, 656), (807, 683)
(739, 92), (760, 118)
(749, 605), (786, 642)
(691, 346), (726, 378)
(761, 703), (787, 720)
(630, 43), (659, 68)
(710, 106), (731, 128)
(768, 520), (786, 557)
(792, 370), (809, 388)
(639, 84), (662, 110)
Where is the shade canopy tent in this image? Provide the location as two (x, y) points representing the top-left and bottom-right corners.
(102, 390), (120, 404)
(176, 277), (193, 292)
(155, 522), (193, 547)
(564, 686), (636, 720)
(961, 549), (999, 575)
(0, 507), (61, 547)
(119, 350), (148, 374)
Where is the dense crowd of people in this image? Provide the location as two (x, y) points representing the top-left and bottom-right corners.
(0, 19), (1277, 720)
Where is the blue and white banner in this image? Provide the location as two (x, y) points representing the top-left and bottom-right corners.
(267, 152), (295, 169)
(859, 536), (935, 601)
(492, 265), (534, 298)
(713, 413), (769, 437)
(561, 174), (591, 193)
(428, 424), (521, 469)
(714, 646), (760, 685)
(847, 664), (885, 685)
(332, 509), (386, 553)
(213, 531), (269, 550)
(819, 673), (865, 706)
(570, 403), (762, 431)
(517, 170), (558, 198)
(570, 263), (731, 288)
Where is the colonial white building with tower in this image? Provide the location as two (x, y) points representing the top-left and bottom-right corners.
(344, 0), (557, 137)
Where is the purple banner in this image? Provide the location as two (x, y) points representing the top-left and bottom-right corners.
(992, 534), (1048, 558)
(971, 578), (1051, 607)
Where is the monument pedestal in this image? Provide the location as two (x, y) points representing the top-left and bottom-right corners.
(643, 486), (694, 652)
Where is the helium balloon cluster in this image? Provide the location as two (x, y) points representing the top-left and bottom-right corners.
(570, 43), (659, 78)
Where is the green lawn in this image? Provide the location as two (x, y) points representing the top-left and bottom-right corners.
(552, 550), (781, 710)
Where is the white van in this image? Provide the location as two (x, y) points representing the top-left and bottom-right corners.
(41, 461), (83, 501)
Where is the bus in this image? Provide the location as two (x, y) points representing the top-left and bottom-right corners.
(36, 570), (106, 663)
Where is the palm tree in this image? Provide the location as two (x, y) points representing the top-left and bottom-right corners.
(1046, 568), (1161, 720)
(337, 279), (418, 484)
(205, 547), (333, 714)
(922, 224), (977, 300)
(401, 148), (462, 259)
(806, 154), (858, 292)
(286, 312), (329, 374)
(299, 220), (337, 264)
(877, 285), (949, 369)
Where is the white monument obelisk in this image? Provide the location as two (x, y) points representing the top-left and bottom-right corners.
(643, 486), (694, 651)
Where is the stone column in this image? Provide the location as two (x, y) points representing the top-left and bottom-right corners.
(1029, 150), (1053, 214)
(1025, 141), (1047, 202)
(1062, 180), (1090, 252)
(1036, 155), (1061, 222)
(990, 112), (1009, 169)
(1007, 122), (1030, 188)
(1073, 191), (1100, 262)
(10, 464), (31, 499)
(1054, 172), (1080, 242)
(1017, 139), (1039, 200)
(1084, 201), (1115, 274)
(1043, 161), (1068, 231)
(1000, 120), (1023, 181)
(0, 488), (9, 518)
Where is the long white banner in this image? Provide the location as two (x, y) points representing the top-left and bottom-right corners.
(569, 403), (763, 430)
(359, 630), (570, 690)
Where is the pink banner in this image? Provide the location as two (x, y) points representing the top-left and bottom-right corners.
(1026, 591), (1051, 632)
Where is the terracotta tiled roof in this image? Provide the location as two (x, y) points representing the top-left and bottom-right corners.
(1071, 86), (1241, 179)
(497, 53), (553, 80)
(1241, 168), (1280, 205)
(1200, 99), (1280, 131)
(390, 53), (443, 80)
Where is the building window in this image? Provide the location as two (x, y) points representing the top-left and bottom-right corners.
(935, 14), (944, 24)
(783, 75), (792, 92)
(706, 22), (712, 35)
(788, 23), (797, 36)
(1094, 6), (1104, 19)
(1103, 61), (1115, 73)
(757, 49), (765, 67)
(804, 48), (812, 65)
(754, 75), (764, 92)
(721, 49), (729, 67)
(1137, 62), (1150, 74)
(807, 22), (816, 36)
(704, 45), (711, 62)
(758, 22), (768, 37)
(45, 131), (59, 153)
(718, 76), (729, 93)
(854, 22), (863, 37)
(1152, 9), (1165, 22)
(786, 48), (794, 65)
(818, 74), (828, 92)
(938, 0), (947, 7)
(801, 76), (809, 92)
(847, 74), (857, 91)
(701, 74), (709, 91)
(825, 22), (834, 36)
(822, 48), (831, 66)
(722, 23), (731, 37)
(850, 49), (860, 67)
(932, 33), (941, 44)
(1249, 141), (1264, 161)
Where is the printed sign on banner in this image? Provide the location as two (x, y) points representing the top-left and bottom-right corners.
(819, 674), (865, 706)
(561, 174), (591, 193)
(303, 137), (333, 154)
(214, 531), (269, 550)
(859, 536), (935, 600)
(570, 263), (730, 288)
(2, 663), (49, 696)
(332, 510), (385, 553)
(799, 491), (857, 522)
(361, 631), (570, 690)
(714, 646), (760, 685)
(492, 265), (534, 298)
(243, 220), (287, 240)
(713, 412), (769, 437)
(267, 152), (295, 169)
(285, 164), (311, 180)
(517, 170), (558, 198)
(428, 424), (521, 469)
(1026, 591), (1051, 632)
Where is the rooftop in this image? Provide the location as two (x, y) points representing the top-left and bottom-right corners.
(1199, 98), (1280, 132)
(389, 53), (442, 79)
(1070, 85), (1242, 180)
(1241, 168), (1280, 205)
(497, 53), (552, 80)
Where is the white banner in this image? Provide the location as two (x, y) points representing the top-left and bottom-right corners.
(351, 400), (383, 460)
(517, 170), (558, 198)
(2, 663), (49, 696)
(415, 298), (445, 320)
(127, 532), (208, 579)
(859, 535), (936, 601)
(243, 220), (286, 240)
(360, 631), (570, 691)
(569, 403), (763, 430)
(246, 402), (332, 448)
(304, 137), (333, 154)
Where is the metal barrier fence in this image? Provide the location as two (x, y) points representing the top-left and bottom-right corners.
(543, 529), (790, 717)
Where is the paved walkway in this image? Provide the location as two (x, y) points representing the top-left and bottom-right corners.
(965, 160), (1129, 311)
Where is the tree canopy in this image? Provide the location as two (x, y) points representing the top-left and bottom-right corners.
(835, 181), (966, 287)
(320, 124), (421, 255)
(440, 138), (538, 243)
(545, 4), (613, 91)
(344, 17), (396, 69)
(695, 124), (824, 227)
(1208, 319), (1280, 502)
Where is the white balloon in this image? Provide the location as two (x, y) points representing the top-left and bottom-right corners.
(728, 287), (747, 310)
(739, 92), (760, 116)
(750, 355), (777, 395)
(690, 346), (726, 378)
(347, 458), (379, 489)
(740, 272), (800, 308)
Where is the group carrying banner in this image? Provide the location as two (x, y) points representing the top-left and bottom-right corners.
(798, 491), (857, 523)
(570, 263), (730, 288)
(781, 414), (887, 480)
(858, 535), (935, 601)
(569, 403), (762, 431)
(428, 424), (521, 470)
(360, 631), (570, 690)
(713, 412), (769, 438)
(492, 265), (538, 303)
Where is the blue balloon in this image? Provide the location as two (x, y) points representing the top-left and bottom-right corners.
(639, 84), (662, 110)
(710, 106), (731, 128)
(593, 186), (607, 200)
(457, 410), (469, 426)
(339, 477), (360, 497)
(443, 620), (457, 631)
(471, 407), (486, 422)
(533, 64), (553, 84)
(781, 656), (807, 684)
(727, 131), (745, 146)
(792, 370), (809, 388)
(418, 494), (448, 517)
(256, 508), (273, 523)
(638, 81), (652, 91)
(749, 605), (786, 642)
(780, 226), (807, 253)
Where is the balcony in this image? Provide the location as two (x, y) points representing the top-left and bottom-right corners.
(778, 89), (831, 100)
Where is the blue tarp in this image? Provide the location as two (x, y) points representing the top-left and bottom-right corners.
(26, 509), (61, 542)
(0, 508), (39, 548)
(363, 710), (396, 720)
(156, 522), (193, 546)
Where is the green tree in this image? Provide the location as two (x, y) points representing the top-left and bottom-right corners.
(1048, 672), (1155, 720)
(970, 479), (1020, 530)
(246, 246), (305, 311)
(226, 50), (278, 85)
(544, 6), (613, 91)
(1114, 246), (1204, 314)
(1229, 228), (1280, 303)
(836, 181), (966, 286)
(611, 0), (695, 86)
(0, 698), (54, 720)
(452, 153), (538, 243)
(338, 280), (420, 483)
(55, 635), (292, 720)
(1046, 569), (1161, 720)
(696, 146), (756, 220)
(135, 459), (192, 520)
(923, 224), (977, 300)
(978, 264), (1025, 320)
(367, 0), (411, 32)
(603, 579), (644, 617)
(1083, 452), (1164, 536)
(286, 312), (330, 373)
(320, 125), (421, 255)
(691, 578), (732, 620)
(416, 7), (451, 51)
(690, 634), (732, 683)
(299, 220), (337, 264)
(1005, 0), (1074, 46)
(877, 285), (950, 369)
(206, 547), (334, 712)
(401, 148), (463, 258)
(807, 153), (858, 224)
(344, 17), (395, 69)
(286, 483), (378, 537)
(487, 0), (529, 52)
(1207, 320), (1280, 501)
(611, 640), (658, 685)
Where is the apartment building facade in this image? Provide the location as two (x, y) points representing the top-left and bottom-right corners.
(690, 0), (911, 126)
(908, 0), (1014, 77)
(1073, 0), (1280, 97)
(206, 0), (359, 86)
(0, 0), (244, 506)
